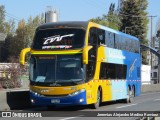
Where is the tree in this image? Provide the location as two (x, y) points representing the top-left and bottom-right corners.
(9, 19), (26, 58)
(0, 5), (45, 61)
(4, 19), (15, 34)
(155, 21), (160, 49)
(0, 5), (5, 33)
(25, 14), (45, 47)
(90, 16), (108, 27)
(0, 5), (45, 62)
(0, 6), (16, 62)
(119, 0), (149, 64)
(156, 30), (160, 38)
(107, 3), (120, 30)
(156, 18), (160, 38)
(0, 5), (15, 34)
(90, 3), (119, 30)
(40, 13), (45, 25)
(1, 34), (14, 62)
(8, 14), (45, 59)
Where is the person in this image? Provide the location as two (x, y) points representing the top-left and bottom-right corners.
(74, 67), (83, 79)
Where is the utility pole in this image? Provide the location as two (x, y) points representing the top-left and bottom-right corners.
(148, 16), (157, 68)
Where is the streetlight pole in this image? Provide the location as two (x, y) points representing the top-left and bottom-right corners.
(148, 16), (157, 69)
(125, 26), (140, 34)
(125, 27), (130, 33)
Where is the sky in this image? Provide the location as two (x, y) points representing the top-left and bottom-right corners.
(0, 0), (159, 39)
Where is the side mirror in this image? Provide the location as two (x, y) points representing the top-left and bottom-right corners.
(83, 46), (92, 64)
(20, 48), (31, 65)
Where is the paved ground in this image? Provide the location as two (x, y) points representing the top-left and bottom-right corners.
(0, 92), (160, 120)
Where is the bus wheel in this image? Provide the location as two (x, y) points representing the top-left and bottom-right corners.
(126, 87), (133, 103)
(92, 89), (101, 109)
(132, 86), (135, 97)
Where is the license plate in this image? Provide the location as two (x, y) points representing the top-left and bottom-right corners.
(51, 99), (60, 103)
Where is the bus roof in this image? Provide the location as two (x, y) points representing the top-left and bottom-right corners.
(37, 21), (139, 41)
(98, 24), (139, 41)
(37, 21), (89, 30)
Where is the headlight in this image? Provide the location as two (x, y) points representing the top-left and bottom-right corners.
(69, 89), (85, 96)
(30, 90), (44, 97)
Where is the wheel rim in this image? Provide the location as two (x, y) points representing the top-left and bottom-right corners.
(96, 90), (100, 106)
(132, 87), (135, 97)
(127, 87), (131, 103)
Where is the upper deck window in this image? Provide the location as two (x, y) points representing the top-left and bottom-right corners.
(32, 28), (85, 50)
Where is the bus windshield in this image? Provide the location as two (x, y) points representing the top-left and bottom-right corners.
(32, 28), (85, 50)
(30, 54), (85, 86)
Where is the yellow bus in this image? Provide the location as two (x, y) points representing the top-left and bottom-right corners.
(20, 21), (141, 109)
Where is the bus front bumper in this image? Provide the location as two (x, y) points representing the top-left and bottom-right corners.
(30, 89), (87, 106)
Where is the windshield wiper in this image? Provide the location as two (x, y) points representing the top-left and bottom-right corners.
(50, 82), (61, 86)
(69, 79), (84, 85)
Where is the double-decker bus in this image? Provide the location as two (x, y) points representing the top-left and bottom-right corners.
(20, 21), (141, 109)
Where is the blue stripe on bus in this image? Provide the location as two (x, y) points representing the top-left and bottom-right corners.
(30, 91), (87, 106)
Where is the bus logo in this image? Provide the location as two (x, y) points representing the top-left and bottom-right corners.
(43, 34), (74, 45)
(129, 59), (137, 77)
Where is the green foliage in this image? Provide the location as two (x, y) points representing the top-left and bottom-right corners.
(107, 3), (120, 30)
(119, 0), (149, 64)
(10, 19), (26, 57)
(90, 16), (108, 26)
(156, 29), (160, 38)
(25, 13), (45, 47)
(0, 5), (15, 34)
(156, 18), (160, 38)
(0, 5), (45, 62)
(90, 3), (120, 30)
(1, 34), (14, 62)
(9, 14), (45, 59)
(0, 5), (5, 33)
(4, 20), (15, 34)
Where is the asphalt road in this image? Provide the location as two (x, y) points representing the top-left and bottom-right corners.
(1, 92), (160, 120)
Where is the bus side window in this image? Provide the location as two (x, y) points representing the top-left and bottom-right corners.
(86, 27), (98, 81)
(115, 34), (120, 49)
(105, 31), (115, 48)
(89, 27), (98, 46)
(98, 29), (105, 45)
(135, 41), (140, 53)
(99, 63), (108, 79)
(89, 27), (106, 46)
(100, 62), (127, 80)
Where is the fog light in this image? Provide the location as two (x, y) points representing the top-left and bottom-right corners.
(79, 98), (84, 102)
(31, 99), (35, 103)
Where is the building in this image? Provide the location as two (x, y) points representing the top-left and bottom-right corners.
(141, 65), (151, 84)
(45, 6), (59, 23)
(151, 37), (159, 83)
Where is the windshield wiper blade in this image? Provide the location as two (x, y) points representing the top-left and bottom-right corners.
(69, 79), (84, 85)
(50, 82), (61, 86)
